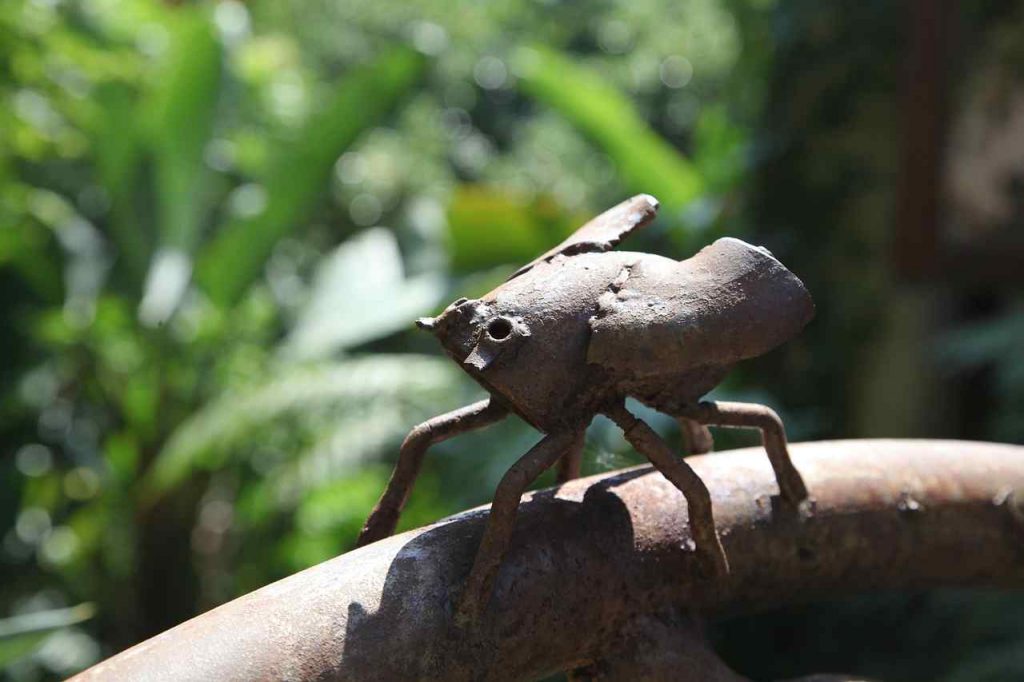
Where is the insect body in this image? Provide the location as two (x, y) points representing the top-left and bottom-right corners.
(357, 194), (814, 623)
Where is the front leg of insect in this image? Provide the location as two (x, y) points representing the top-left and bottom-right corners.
(357, 399), (509, 547)
(454, 429), (585, 625)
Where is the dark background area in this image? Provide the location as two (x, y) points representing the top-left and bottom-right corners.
(1, 0), (1022, 679)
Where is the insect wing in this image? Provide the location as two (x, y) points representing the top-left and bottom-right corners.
(587, 238), (814, 377)
(508, 194), (659, 280)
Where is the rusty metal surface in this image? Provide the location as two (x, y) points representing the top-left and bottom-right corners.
(74, 439), (1024, 682)
(587, 237), (814, 388)
(567, 610), (749, 681)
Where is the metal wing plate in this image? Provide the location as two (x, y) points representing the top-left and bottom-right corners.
(587, 238), (815, 378)
(508, 194), (659, 280)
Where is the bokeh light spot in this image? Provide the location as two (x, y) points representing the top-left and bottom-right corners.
(228, 183), (267, 218)
(410, 21), (448, 56)
(16, 443), (53, 477)
(64, 467), (101, 501)
(660, 55), (694, 89)
(597, 20), (633, 54)
(349, 193), (383, 226)
(40, 526), (80, 565)
(474, 57), (508, 90)
(16, 507), (51, 544)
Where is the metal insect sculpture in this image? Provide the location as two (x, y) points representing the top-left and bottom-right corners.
(357, 194), (814, 623)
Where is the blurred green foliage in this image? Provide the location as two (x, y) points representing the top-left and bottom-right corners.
(0, 0), (756, 676)
(1, 0), (1021, 680)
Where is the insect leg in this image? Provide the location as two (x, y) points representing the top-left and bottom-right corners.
(678, 417), (714, 455)
(455, 429), (580, 625)
(356, 398), (509, 547)
(606, 404), (729, 577)
(679, 401), (808, 505)
(556, 431), (586, 483)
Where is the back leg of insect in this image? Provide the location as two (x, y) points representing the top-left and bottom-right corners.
(556, 431), (586, 483)
(357, 399), (508, 547)
(677, 400), (808, 505)
(678, 417), (713, 455)
(456, 429), (582, 625)
(605, 403), (729, 577)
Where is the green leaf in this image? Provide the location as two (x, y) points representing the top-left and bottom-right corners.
(282, 228), (445, 361)
(277, 465), (445, 570)
(264, 404), (413, 508)
(134, 13), (222, 324)
(513, 45), (703, 213)
(148, 12), (222, 253)
(0, 604), (95, 668)
(446, 186), (583, 273)
(692, 104), (745, 193)
(142, 355), (457, 500)
(196, 48), (427, 307)
(91, 83), (151, 288)
(0, 214), (62, 302)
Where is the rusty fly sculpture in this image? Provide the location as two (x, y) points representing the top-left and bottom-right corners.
(357, 194), (814, 623)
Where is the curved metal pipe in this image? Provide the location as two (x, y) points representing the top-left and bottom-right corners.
(73, 440), (1024, 681)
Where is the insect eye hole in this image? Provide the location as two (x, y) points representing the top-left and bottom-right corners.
(486, 317), (513, 341)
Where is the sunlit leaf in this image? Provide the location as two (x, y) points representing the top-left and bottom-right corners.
(282, 228), (445, 361)
(132, 13), (222, 323)
(196, 48), (427, 307)
(0, 604), (94, 668)
(276, 465), (445, 570)
(142, 355), (457, 499)
(513, 45), (703, 213)
(446, 186), (584, 273)
(137, 246), (194, 326)
(265, 403), (413, 506)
